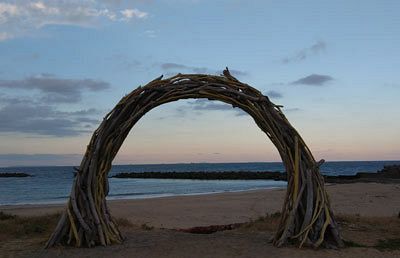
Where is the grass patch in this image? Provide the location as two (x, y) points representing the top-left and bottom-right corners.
(239, 212), (281, 232)
(141, 223), (154, 231)
(269, 211), (282, 219)
(239, 212), (400, 251)
(114, 217), (134, 228)
(0, 211), (60, 239)
(375, 238), (400, 251)
(337, 214), (398, 225)
(0, 211), (17, 220)
(0, 210), (398, 253)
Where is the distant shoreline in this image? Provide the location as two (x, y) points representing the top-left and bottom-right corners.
(111, 165), (400, 184)
(0, 186), (287, 207)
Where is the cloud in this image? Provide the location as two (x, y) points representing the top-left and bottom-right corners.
(63, 108), (99, 116)
(189, 99), (234, 111)
(159, 63), (248, 77)
(0, 73), (106, 137)
(177, 98), (302, 118)
(0, 94), (27, 104)
(0, 31), (10, 41)
(0, 1), (148, 41)
(108, 54), (143, 71)
(173, 99), (248, 117)
(234, 110), (248, 116)
(0, 74), (110, 103)
(265, 90), (283, 99)
(282, 41), (326, 64)
(235, 107), (301, 116)
(283, 107), (301, 112)
(228, 69), (248, 77)
(120, 8), (147, 20)
(0, 102), (100, 136)
(144, 29), (156, 38)
(291, 74), (333, 86)
(161, 63), (188, 70)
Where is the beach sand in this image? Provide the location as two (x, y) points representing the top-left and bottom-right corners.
(1, 182), (399, 257)
(2, 182), (399, 228)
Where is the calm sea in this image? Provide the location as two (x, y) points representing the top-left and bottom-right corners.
(0, 161), (398, 206)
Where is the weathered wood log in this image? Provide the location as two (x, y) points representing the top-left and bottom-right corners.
(46, 68), (343, 248)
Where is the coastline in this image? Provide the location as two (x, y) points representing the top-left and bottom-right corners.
(0, 183), (287, 207)
(1, 162), (398, 206)
(2, 182), (399, 229)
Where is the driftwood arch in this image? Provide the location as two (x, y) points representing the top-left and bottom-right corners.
(46, 69), (343, 248)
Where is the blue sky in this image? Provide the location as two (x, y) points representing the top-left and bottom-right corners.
(0, 0), (399, 166)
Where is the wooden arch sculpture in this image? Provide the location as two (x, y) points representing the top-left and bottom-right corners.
(46, 69), (343, 248)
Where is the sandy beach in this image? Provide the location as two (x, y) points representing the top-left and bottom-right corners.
(2, 182), (399, 229)
(1, 182), (399, 258)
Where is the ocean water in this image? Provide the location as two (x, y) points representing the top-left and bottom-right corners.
(0, 160), (398, 206)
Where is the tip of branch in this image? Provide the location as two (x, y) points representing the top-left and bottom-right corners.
(316, 159), (325, 168)
(222, 67), (239, 82)
(150, 75), (163, 83)
(223, 67), (231, 76)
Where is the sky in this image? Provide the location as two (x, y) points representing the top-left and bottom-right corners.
(0, 0), (399, 167)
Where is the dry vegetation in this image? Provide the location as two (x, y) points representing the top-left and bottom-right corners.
(0, 211), (59, 242)
(237, 212), (400, 250)
(1, 211), (399, 257)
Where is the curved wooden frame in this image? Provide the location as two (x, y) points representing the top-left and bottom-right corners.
(46, 69), (343, 248)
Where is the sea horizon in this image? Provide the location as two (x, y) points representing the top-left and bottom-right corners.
(1, 159), (399, 169)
